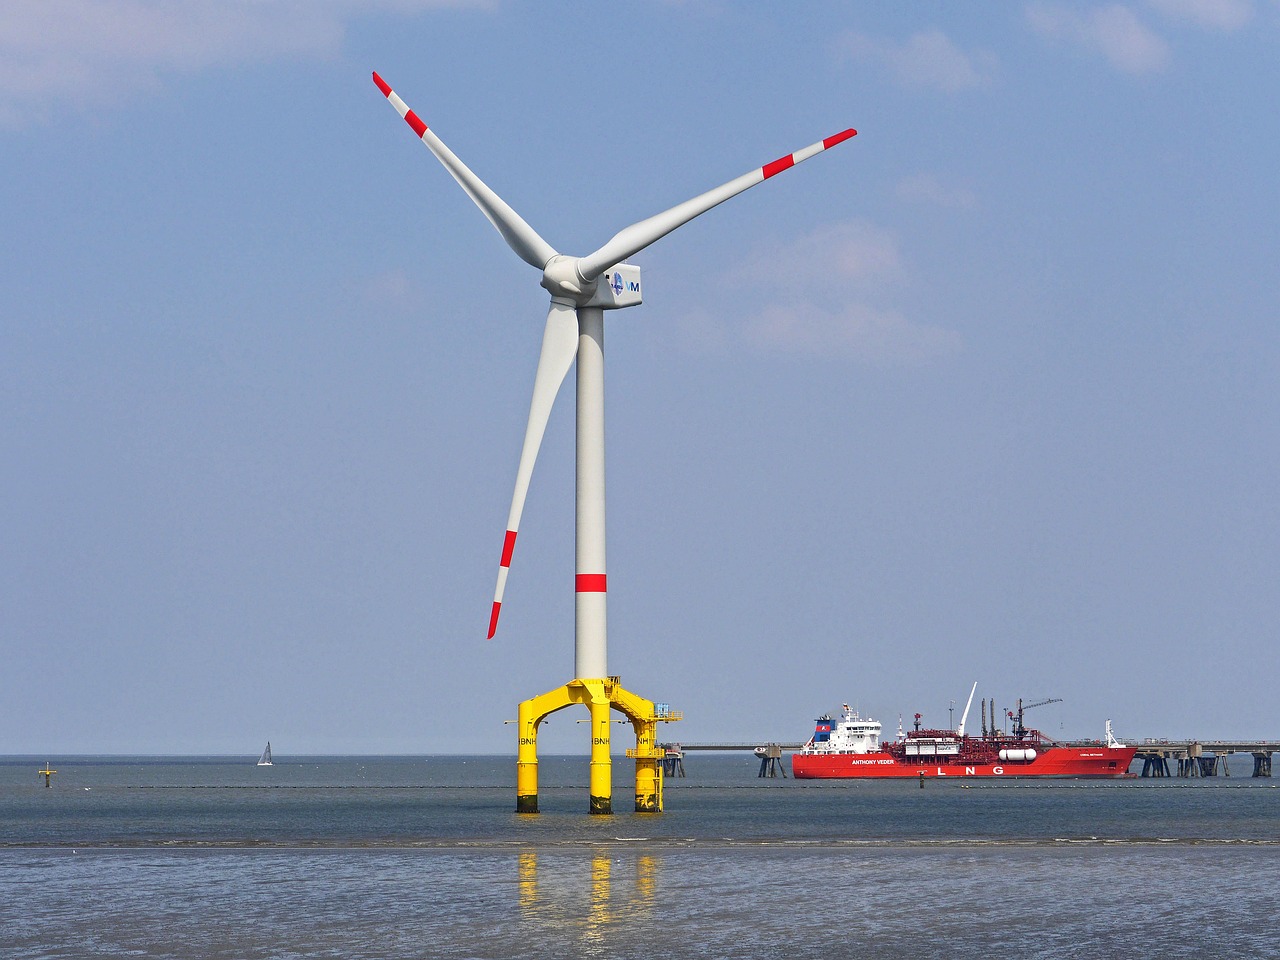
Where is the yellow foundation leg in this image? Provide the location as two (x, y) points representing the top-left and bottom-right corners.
(588, 693), (613, 815)
(612, 683), (674, 812)
(632, 718), (663, 813)
(516, 698), (540, 814)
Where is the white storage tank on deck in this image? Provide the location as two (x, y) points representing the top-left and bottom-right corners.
(998, 748), (1037, 762)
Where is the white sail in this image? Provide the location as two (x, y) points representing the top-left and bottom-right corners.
(257, 742), (273, 766)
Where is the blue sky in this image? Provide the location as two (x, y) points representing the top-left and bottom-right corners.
(3, 1), (1277, 755)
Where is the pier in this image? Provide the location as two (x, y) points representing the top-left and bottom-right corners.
(1127, 740), (1274, 778)
(658, 741), (805, 778)
(660, 742), (805, 752)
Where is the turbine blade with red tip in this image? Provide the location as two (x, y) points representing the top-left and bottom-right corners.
(488, 299), (579, 638)
(372, 72), (558, 271)
(576, 128), (857, 282)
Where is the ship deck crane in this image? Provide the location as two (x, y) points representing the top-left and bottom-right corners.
(1009, 697), (1063, 739)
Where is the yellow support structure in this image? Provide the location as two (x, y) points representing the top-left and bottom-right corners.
(611, 682), (664, 813)
(514, 676), (678, 814)
(587, 683), (613, 814)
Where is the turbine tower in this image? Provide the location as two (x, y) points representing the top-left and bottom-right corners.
(373, 72), (855, 813)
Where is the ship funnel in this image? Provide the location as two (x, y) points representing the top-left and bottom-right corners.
(956, 681), (978, 736)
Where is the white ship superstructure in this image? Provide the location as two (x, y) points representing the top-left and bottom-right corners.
(804, 705), (882, 755)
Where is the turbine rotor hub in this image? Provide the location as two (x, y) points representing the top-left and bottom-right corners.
(540, 255), (597, 304)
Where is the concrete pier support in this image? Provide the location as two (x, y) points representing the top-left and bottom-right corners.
(757, 744), (787, 778)
(1253, 752), (1273, 777)
(1138, 753), (1171, 777)
(1177, 755), (1220, 777)
(661, 746), (685, 778)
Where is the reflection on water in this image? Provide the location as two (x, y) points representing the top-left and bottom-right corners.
(518, 850), (537, 913)
(584, 853), (610, 954)
(635, 854), (657, 911)
(516, 848), (662, 955)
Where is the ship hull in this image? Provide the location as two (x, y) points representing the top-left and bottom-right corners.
(791, 746), (1136, 779)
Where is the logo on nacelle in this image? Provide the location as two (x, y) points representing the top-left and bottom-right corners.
(584, 263), (641, 309)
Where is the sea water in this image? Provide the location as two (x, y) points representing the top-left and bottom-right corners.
(2, 755), (1278, 959)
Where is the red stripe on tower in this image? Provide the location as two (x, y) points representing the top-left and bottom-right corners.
(823, 129), (857, 149)
(762, 154), (795, 179)
(487, 601), (501, 640)
(500, 530), (517, 567)
(576, 574), (607, 593)
(404, 110), (427, 138)
(372, 72), (392, 97)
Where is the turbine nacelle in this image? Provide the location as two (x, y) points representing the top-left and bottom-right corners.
(540, 257), (642, 310)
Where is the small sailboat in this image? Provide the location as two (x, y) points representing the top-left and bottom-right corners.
(257, 742), (273, 766)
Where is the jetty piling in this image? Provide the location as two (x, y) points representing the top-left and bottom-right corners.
(757, 744), (787, 778)
(661, 744), (685, 778)
(1132, 741), (1273, 778)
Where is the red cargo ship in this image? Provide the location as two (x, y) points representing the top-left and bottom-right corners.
(791, 687), (1136, 779)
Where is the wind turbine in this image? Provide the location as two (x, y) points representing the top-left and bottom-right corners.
(372, 72), (855, 813)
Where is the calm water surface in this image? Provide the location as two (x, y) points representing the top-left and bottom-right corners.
(2, 755), (1277, 958)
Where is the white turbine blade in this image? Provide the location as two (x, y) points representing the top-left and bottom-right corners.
(373, 72), (558, 271)
(576, 128), (857, 282)
(488, 299), (579, 639)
